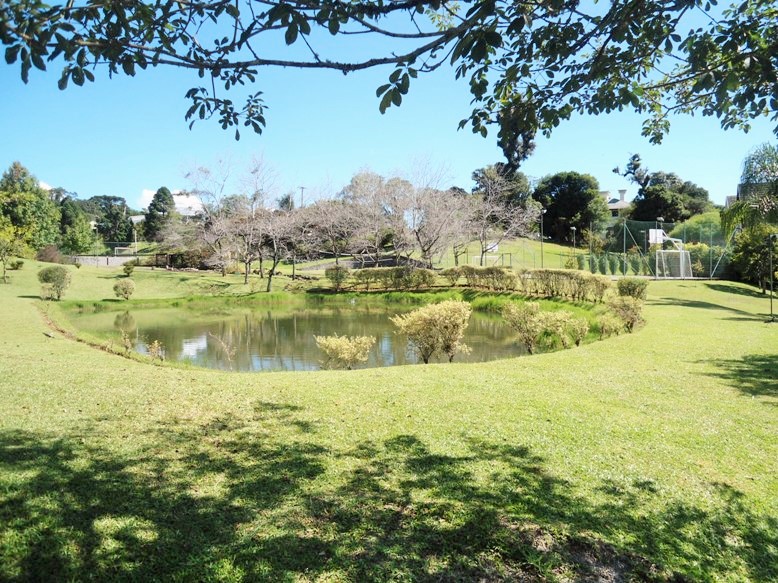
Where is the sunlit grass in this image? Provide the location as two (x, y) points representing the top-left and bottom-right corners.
(1, 261), (776, 580)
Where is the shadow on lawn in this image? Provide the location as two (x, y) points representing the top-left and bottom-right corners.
(649, 297), (764, 321)
(704, 282), (770, 299)
(1, 402), (775, 581)
(704, 353), (778, 402)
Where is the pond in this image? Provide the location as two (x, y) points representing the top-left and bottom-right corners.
(68, 300), (526, 371)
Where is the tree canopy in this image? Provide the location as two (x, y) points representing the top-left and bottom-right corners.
(2, 0), (776, 147)
(721, 142), (778, 236)
(532, 172), (609, 242)
(615, 154), (713, 222)
(144, 186), (176, 241)
(0, 162), (61, 250)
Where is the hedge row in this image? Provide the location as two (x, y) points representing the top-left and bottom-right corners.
(441, 266), (612, 302)
(350, 266), (437, 291)
(337, 265), (614, 302)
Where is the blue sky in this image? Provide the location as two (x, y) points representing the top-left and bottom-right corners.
(1, 48), (776, 211)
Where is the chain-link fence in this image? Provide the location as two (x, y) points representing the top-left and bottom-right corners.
(578, 218), (731, 278)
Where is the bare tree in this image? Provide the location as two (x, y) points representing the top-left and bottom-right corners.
(406, 188), (472, 269)
(470, 189), (540, 267)
(342, 172), (391, 268)
(381, 177), (415, 264)
(305, 200), (353, 266)
(229, 195), (268, 284)
(262, 209), (295, 292)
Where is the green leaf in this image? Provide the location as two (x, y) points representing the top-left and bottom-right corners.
(57, 70), (69, 90)
(225, 4), (239, 18)
(31, 52), (46, 71)
(285, 25), (298, 45)
(376, 84), (390, 98)
(122, 60), (135, 76)
(398, 74), (410, 94)
(328, 18), (339, 35)
(379, 91), (393, 113)
(471, 39), (487, 62)
(72, 67), (84, 86)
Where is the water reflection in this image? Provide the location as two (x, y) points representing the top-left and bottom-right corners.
(71, 303), (526, 371)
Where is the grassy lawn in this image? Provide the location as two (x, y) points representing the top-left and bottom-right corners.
(1, 262), (776, 581)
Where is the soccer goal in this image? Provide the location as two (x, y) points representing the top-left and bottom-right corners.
(470, 253), (512, 267)
(653, 230), (692, 278)
(655, 249), (692, 278)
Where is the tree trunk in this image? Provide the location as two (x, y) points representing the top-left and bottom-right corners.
(265, 257), (281, 292)
(244, 260), (251, 284)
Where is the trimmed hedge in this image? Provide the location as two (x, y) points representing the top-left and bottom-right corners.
(351, 267), (437, 291)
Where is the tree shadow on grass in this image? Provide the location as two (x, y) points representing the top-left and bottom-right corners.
(649, 298), (764, 321)
(1, 403), (775, 581)
(702, 354), (778, 402)
(704, 282), (770, 299)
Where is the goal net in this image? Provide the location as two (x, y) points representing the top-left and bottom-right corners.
(655, 250), (692, 278)
(471, 254), (506, 267)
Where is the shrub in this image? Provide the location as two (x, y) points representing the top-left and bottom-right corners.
(123, 263), (135, 277)
(453, 265), (517, 291)
(459, 265), (478, 287)
(598, 314), (623, 339)
(37, 265), (71, 300)
(501, 301), (544, 355)
(628, 253), (642, 275)
(598, 254), (608, 275)
(114, 278), (135, 300)
(9, 260), (23, 270)
(147, 339), (165, 361)
(440, 267), (461, 287)
(36, 245), (64, 264)
(504, 304), (588, 352)
(390, 266), (414, 290)
(608, 254), (619, 275)
(391, 300), (472, 363)
(589, 275), (611, 303)
(588, 254), (597, 274)
(314, 334), (376, 369)
(542, 311), (574, 349)
(617, 277), (648, 300)
(353, 269), (377, 291)
(618, 254), (628, 276)
(410, 268), (436, 290)
(607, 296), (644, 332)
(576, 254), (586, 270)
(324, 265), (349, 292)
(569, 316), (589, 346)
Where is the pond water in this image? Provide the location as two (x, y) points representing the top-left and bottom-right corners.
(68, 301), (526, 371)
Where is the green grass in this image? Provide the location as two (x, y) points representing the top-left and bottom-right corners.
(433, 237), (576, 270)
(1, 262), (777, 581)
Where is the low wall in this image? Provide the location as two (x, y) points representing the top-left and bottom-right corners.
(71, 255), (138, 268)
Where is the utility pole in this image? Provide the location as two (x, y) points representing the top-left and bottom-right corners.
(540, 208), (547, 268)
(299, 186), (306, 209)
(769, 234), (776, 323)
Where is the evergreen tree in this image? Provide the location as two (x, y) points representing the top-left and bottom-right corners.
(144, 187), (176, 241)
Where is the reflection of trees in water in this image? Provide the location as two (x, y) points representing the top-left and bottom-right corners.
(113, 311), (136, 334)
(106, 306), (524, 372)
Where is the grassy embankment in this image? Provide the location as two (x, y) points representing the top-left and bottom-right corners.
(1, 261), (776, 581)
